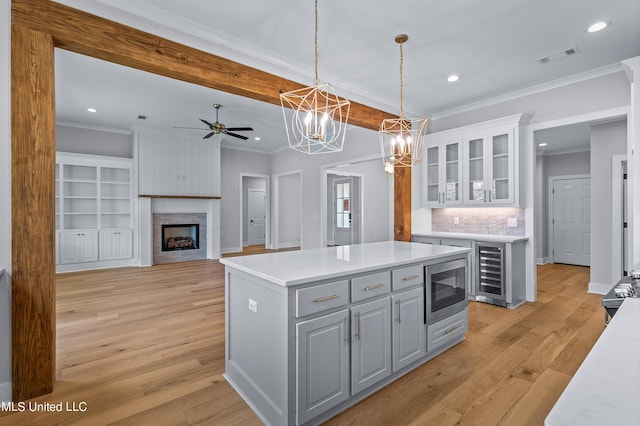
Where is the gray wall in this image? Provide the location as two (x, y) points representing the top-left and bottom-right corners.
(270, 126), (389, 249)
(590, 121), (628, 287)
(0, 0), (11, 402)
(56, 125), (133, 158)
(220, 148), (271, 252)
(536, 151), (591, 261)
(277, 173), (301, 247)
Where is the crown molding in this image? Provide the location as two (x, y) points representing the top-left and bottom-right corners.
(431, 63), (625, 120)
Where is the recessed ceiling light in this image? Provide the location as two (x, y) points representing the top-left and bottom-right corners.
(587, 21), (609, 33)
(447, 74), (460, 83)
(538, 142), (548, 147)
(254, 137), (261, 141)
(87, 108), (97, 113)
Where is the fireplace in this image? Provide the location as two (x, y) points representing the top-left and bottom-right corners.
(153, 213), (207, 264)
(162, 224), (199, 251)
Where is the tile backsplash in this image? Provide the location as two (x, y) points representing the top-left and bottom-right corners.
(431, 208), (526, 236)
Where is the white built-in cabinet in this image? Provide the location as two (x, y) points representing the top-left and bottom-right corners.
(56, 152), (134, 271)
(137, 131), (219, 196)
(423, 114), (523, 207)
(424, 138), (463, 205)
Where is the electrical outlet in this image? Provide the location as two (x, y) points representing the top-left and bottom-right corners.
(507, 218), (518, 228)
(248, 298), (257, 313)
(453, 217), (460, 225)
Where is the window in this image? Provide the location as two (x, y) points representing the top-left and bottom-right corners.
(336, 181), (350, 229)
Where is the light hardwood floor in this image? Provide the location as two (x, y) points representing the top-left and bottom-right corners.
(0, 259), (602, 425)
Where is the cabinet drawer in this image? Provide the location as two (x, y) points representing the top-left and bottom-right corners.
(392, 265), (424, 291)
(427, 308), (468, 352)
(296, 280), (349, 318)
(440, 238), (473, 248)
(351, 271), (391, 303)
(412, 236), (440, 245)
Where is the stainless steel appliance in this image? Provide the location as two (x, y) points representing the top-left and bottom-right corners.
(602, 271), (640, 324)
(425, 258), (467, 324)
(475, 242), (506, 307)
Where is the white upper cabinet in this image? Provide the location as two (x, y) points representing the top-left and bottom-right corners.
(423, 114), (523, 208)
(423, 138), (463, 206)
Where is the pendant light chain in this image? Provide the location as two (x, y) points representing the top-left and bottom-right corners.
(399, 40), (404, 119)
(314, 0), (319, 84)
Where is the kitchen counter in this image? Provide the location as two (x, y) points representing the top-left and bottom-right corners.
(545, 298), (640, 425)
(220, 240), (470, 286)
(412, 232), (528, 244)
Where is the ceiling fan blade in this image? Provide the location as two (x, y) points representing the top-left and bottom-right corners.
(199, 118), (215, 129)
(203, 132), (215, 139)
(225, 131), (249, 140)
(225, 127), (253, 132)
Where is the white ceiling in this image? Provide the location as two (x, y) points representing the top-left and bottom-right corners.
(54, 0), (640, 154)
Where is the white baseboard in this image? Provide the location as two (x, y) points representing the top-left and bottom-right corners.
(588, 281), (613, 295)
(277, 242), (300, 249)
(0, 382), (11, 403)
(221, 246), (242, 254)
(536, 257), (551, 265)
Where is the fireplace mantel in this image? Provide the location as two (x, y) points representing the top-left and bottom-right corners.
(140, 194), (221, 200)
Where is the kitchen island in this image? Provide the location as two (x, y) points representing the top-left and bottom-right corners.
(220, 241), (471, 426)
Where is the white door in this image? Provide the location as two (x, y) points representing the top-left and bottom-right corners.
(247, 189), (265, 245)
(553, 178), (590, 266)
(334, 178), (352, 246)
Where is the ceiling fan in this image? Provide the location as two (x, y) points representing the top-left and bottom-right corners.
(175, 104), (254, 140)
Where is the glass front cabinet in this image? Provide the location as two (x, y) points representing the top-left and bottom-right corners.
(422, 114), (522, 208)
(463, 125), (515, 205)
(423, 137), (463, 207)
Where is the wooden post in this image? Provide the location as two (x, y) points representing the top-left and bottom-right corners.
(11, 24), (56, 401)
(394, 167), (412, 241)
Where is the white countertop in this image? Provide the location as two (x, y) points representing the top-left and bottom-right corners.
(220, 241), (471, 286)
(545, 297), (640, 425)
(413, 232), (528, 243)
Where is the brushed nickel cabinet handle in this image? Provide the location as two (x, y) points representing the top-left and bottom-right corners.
(402, 274), (420, 281)
(355, 313), (361, 340)
(313, 294), (339, 303)
(445, 325), (460, 335)
(364, 283), (385, 291)
(396, 300), (401, 324)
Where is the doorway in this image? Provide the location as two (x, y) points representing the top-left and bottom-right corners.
(247, 189), (265, 245)
(241, 175), (269, 249)
(327, 174), (361, 246)
(550, 176), (591, 266)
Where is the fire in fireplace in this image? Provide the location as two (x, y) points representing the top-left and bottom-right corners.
(162, 224), (199, 251)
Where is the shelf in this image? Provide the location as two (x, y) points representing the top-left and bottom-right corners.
(139, 194), (221, 199)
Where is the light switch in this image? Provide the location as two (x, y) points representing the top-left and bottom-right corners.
(507, 218), (518, 228)
(248, 298), (258, 313)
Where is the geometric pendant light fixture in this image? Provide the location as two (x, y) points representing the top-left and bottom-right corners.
(280, 0), (351, 154)
(379, 34), (428, 173)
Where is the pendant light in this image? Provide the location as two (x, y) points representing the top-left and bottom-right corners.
(379, 34), (427, 173)
(280, 0), (351, 154)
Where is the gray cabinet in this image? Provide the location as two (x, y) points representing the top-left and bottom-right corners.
(392, 287), (426, 372)
(296, 309), (350, 425)
(350, 297), (392, 395)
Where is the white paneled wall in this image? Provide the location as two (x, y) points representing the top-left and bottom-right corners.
(137, 130), (220, 196)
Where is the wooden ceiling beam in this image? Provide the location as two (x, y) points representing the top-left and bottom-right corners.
(11, 0), (396, 131)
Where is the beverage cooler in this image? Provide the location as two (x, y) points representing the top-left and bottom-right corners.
(475, 242), (506, 307)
